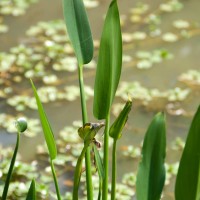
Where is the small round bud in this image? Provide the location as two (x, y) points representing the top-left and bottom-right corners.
(15, 117), (28, 133)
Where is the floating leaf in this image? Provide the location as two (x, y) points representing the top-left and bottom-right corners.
(62, 0), (93, 65)
(175, 105), (200, 200)
(173, 20), (190, 29)
(162, 32), (178, 42)
(93, 0), (122, 119)
(136, 112), (166, 200)
(30, 79), (57, 160)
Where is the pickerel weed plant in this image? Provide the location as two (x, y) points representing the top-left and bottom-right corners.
(1, 0), (200, 200)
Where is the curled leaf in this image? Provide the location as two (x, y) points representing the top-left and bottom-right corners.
(109, 98), (132, 140)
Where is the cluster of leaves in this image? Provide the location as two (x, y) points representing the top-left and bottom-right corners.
(0, 119), (185, 199)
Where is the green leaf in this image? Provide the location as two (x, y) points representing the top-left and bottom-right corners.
(175, 105), (200, 200)
(136, 112), (166, 200)
(31, 79), (57, 160)
(93, 144), (105, 179)
(26, 179), (36, 200)
(93, 0), (122, 119)
(62, 0), (93, 65)
(109, 98), (132, 140)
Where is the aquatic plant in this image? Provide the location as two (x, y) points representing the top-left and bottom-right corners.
(1, 0), (200, 199)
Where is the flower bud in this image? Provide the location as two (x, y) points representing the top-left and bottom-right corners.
(15, 117), (27, 133)
(78, 122), (104, 142)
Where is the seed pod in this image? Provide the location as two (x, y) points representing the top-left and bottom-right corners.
(15, 117), (27, 133)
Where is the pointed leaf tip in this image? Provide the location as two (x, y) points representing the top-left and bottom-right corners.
(93, 0), (122, 119)
(26, 179), (36, 200)
(136, 112), (166, 200)
(109, 99), (132, 140)
(62, 0), (93, 65)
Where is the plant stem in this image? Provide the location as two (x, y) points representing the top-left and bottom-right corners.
(2, 131), (20, 200)
(111, 139), (117, 200)
(102, 114), (110, 200)
(73, 145), (87, 199)
(50, 159), (62, 200)
(78, 65), (93, 200)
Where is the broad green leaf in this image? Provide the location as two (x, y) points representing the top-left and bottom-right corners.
(31, 80), (57, 160)
(93, 144), (105, 179)
(175, 105), (200, 200)
(109, 98), (132, 140)
(62, 0), (93, 65)
(26, 179), (36, 200)
(93, 0), (122, 119)
(136, 113), (166, 200)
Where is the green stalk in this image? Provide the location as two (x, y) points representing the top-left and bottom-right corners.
(78, 65), (93, 200)
(111, 139), (117, 200)
(73, 145), (87, 199)
(2, 131), (20, 200)
(50, 160), (62, 200)
(102, 114), (110, 200)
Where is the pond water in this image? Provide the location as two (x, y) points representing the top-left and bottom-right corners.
(0, 0), (200, 199)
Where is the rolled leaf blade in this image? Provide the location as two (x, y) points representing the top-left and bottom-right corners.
(109, 98), (132, 140)
(26, 179), (36, 200)
(93, 0), (122, 119)
(136, 112), (166, 200)
(175, 105), (200, 200)
(31, 80), (57, 160)
(62, 0), (93, 65)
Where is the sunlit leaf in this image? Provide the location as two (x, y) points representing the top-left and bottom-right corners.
(31, 79), (57, 160)
(136, 112), (166, 200)
(62, 0), (93, 65)
(93, 0), (122, 119)
(175, 105), (200, 200)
